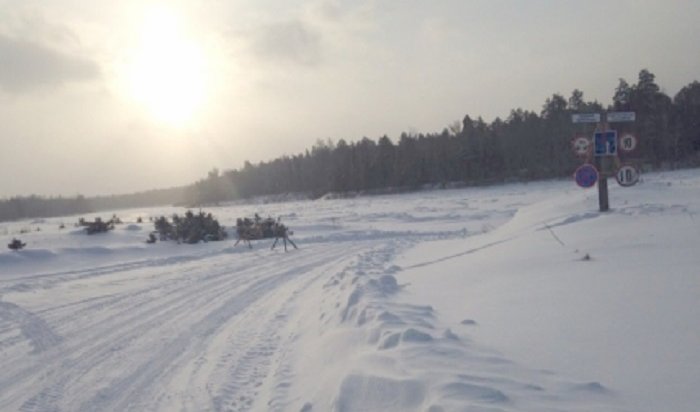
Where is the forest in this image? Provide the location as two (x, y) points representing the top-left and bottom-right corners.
(2, 69), (699, 222)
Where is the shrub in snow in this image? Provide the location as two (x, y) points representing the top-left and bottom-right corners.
(153, 210), (227, 244)
(236, 214), (277, 239)
(84, 217), (115, 235)
(76, 216), (122, 234)
(7, 238), (26, 251)
(154, 216), (174, 241)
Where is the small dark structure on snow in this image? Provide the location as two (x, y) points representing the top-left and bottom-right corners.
(235, 214), (298, 251)
(8, 238), (26, 251)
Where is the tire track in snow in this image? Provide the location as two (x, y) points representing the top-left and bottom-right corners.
(0, 245), (247, 293)
(4, 249), (307, 409)
(209, 253), (354, 412)
(78, 273), (290, 412)
(0, 241), (369, 412)
(0, 301), (61, 354)
(1, 253), (273, 376)
(75, 242), (366, 412)
(14, 244), (308, 345)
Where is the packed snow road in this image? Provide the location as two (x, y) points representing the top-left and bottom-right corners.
(0, 239), (376, 411)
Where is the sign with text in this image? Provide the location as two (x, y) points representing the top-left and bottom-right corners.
(594, 130), (617, 156)
(572, 113), (601, 124)
(607, 111), (636, 122)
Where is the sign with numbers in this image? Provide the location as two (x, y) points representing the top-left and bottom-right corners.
(616, 165), (639, 187)
(619, 133), (638, 152)
(571, 111), (637, 211)
(594, 130), (617, 156)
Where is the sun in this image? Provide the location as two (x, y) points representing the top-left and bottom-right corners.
(124, 5), (208, 128)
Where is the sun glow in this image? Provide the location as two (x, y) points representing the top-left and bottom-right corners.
(125, 6), (208, 127)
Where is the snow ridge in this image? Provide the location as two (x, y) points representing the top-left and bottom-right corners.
(311, 242), (621, 412)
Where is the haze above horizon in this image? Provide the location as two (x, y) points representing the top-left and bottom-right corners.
(1, 0), (699, 197)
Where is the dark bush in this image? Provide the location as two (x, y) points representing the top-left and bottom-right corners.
(8, 238), (26, 251)
(76, 215), (124, 235)
(153, 210), (227, 244)
(85, 217), (114, 235)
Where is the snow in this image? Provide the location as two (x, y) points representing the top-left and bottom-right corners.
(1, 170), (699, 411)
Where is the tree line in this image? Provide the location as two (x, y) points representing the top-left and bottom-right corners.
(2, 69), (699, 222)
(0, 188), (189, 223)
(189, 69), (700, 203)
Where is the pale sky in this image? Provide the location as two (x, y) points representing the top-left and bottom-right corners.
(1, 0), (699, 197)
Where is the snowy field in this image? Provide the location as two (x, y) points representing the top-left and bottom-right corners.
(1, 170), (699, 412)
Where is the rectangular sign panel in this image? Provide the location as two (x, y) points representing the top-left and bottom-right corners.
(594, 130), (617, 156)
(607, 111), (636, 122)
(572, 113), (601, 123)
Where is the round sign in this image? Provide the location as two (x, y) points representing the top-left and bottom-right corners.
(619, 133), (637, 152)
(616, 165), (639, 187)
(574, 164), (598, 188)
(571, 136), (592, 156)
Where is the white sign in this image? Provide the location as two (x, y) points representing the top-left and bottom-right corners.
(619, 133), (638, 152)
(607, 111), (636, 122)
(572, 113), (601, 123)
(571, 136), (591, 156)
(616, 165), (640, 187)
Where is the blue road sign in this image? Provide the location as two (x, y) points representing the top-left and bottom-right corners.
(574, 164), (598, 188)
(594, 130), (617, 156)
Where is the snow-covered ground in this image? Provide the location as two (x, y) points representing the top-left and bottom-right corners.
(1, 170), (698, 412)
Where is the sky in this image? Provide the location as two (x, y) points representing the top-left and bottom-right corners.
(1, 0), (699, 197)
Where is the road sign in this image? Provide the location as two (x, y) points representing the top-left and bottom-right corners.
(619, 133), (638, 152)
(572, 113), (601, 123)
(607, 111), (636, 122)
(594, 130), (617, 156)
(574, 164), (599, 188)
(616, 165), (639, 187)
(571, 136), (592, 156)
